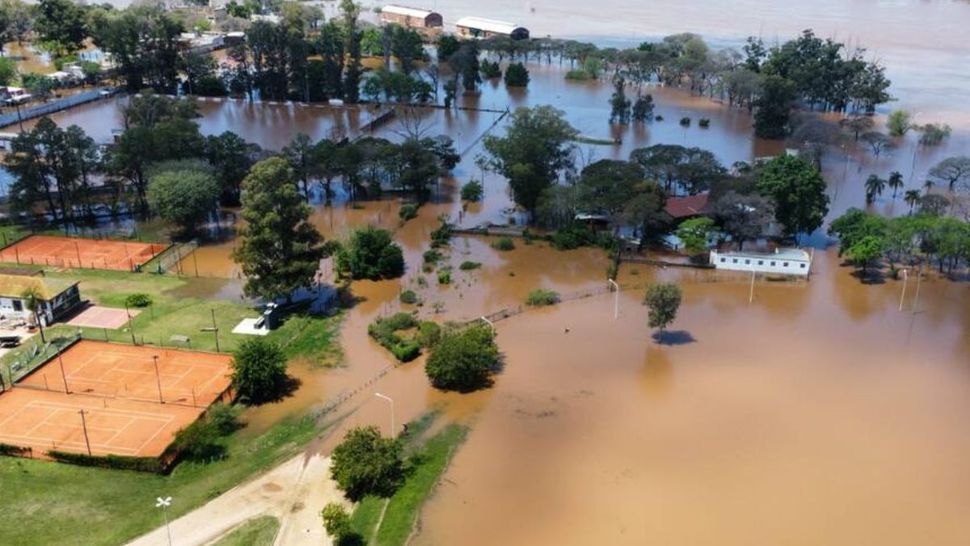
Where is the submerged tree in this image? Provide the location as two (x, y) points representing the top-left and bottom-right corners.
(756, 154), (829, 239)
(643, 283), (683, 340)
(608, 77), (631, 124)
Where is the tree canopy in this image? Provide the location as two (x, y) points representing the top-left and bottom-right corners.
(232, 338), (289, 405)
(147, 166), (220, 236)
(643, 283), (683, 336)
(425, 324), (500, 392)
(330, 426), (404, 501)
(336, 226), (405, 280)
(756, 154), (829, 238)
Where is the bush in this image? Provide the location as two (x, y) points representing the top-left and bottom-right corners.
(330, 426), (404, 501)
(423, 249), (443, 265)
(461, 179), (483, 202)
(565, 69), (592, 81)
(480, 59), (501, 79)
(699, 118), (711, 128)
(526, 289), (560, 306)
(207, 402), (243, 435)
(148, 168), (220, 235)
(232, 338), (288, 404)
(679, 117), (691, 127)
(504, 62), (530, 87)
(459, 261), (481, 271)
(368, 312), (422, 362)
(337, 227), (405, 280)
(125, 293), (153, 308)
(46, 450), (165, 473)
(416, 321), (441, 348)
(172, 419), (226, 462)
(430, 216), (453, 248)
(437, 269), (451, 285)
(399, 290), (419, 304)
(491, 237), (515, 251)
(655, 115), (664, 122)
(398, 203), (419, 222)
(425, 324), (500, 392)
(0, 443), (31, 457)
(322, 503), (363, 546)
(550, 224), (614, 250)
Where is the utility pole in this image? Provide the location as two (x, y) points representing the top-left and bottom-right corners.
(748, 270), (756, 304)
(152, 355), (163, 404)
(374, 392), (395, 437)
(608, 278), (619, 320)
(912, 262), (923, 315)
(57, 353), (70, 394)
(210, 309), (220, 352)
(898, 269), (909, 312)
(78, 410), (92, 455)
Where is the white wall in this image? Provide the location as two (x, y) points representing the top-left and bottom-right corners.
(710, 250), (810, 277)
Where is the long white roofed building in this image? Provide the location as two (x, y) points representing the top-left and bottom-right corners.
(380, 5), (443, 29)
(455, 16), (530, 40)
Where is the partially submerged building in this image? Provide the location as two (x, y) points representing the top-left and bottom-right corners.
(455, 17), (529, 40)
(710, 248), (812, 277)
(380, 5), (443, 30)
(0, 274), (81, 325)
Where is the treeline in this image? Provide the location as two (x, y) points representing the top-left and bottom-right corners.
(469, 30), (891, 138)
(4, 93), (459, 232)
(830, 209), (970, 276)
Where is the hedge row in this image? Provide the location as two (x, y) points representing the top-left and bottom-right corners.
(0, 442), (32, 457)
(47, 450), (167, 473)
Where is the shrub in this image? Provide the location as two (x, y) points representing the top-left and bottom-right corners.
(337, 227), (405, 280)
(46, 450), (165, 473)
(232, 338), (288, 404)
(330, 426), (404, 501)
(699, 118), (710, 128)
(525, 289), (560, 306)
(368, 312), (422, 362)
(565, 69), (591, 81)
(480, 59), (501, 79)
(423, 249), (443, 265)
(491, 237), (515, 251)
(399, 289), (419, 304)
(173, 419), (226, 462)
(430, 216), (453, 248)
(655, 115), (664, 122)
(425, 324), (500, 392)
(321, 503), (363, 545)
(679, 117), (691, 127)
(0, 443), (31, 457)
(461, 179), (483, 202)
(459, 261), (481, 271)
(550, 224), (614, 250)
(125, 293), (153, 308)
(207, 402), (243, 435)
(398, 203), (419, 222)
(437, 269), (451, 285)
(504, 62), (530, 87)
(416, 321), (441, 348)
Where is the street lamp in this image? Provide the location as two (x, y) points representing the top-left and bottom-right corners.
(898, 268), (909, 311)
(374, 392), (395, 437)
(479, 316), (495, 333)
(155, 496), (173, 546)
(607, 279), (619, 320)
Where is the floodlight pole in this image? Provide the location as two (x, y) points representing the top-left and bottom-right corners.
(125, 303), (136, 344)
(912, 262), (923, 315)
(152, 355), (163, 404)
(210, 309), (220, 352)
(155, 497), (173, 546)
(374, 392), (395, 437)
(608, 278), (619, 320)
(748, 270), (756, 304)
(78, 409), (92, 455)
(57, 353), (70, 394)
(898, 269), (909, 312)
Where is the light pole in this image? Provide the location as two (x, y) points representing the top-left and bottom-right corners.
(152, 355), (163, 404)
(898, 268), (909, 311)
(155, 496), (173, 546)
(607, 278), (619, 320)
(479, 316), (495, 333)
(912, 262), (923, 315)
(78, 409), (92, 455)
(374, 392), (395, 437)
(748, 269), (756, 304)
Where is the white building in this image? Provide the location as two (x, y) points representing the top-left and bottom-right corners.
(0, 275), (82, 326)
(710, 248), (812, 277)
(380, 5), (443, 29)
(455, 16), (529, 40)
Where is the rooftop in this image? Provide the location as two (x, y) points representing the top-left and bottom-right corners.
(0, 274), (77, 300)
(455, 16), (523, 34)
(712, 248), (811, 262)
(381, 4), (436, 18)
(664, 193), (710, 219)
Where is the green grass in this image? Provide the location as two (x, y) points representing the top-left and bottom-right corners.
(267, 310), (344, 366)
(211, 515), (281, 546)
(0, 415), (321, 546)
(350, 420), (468, 546)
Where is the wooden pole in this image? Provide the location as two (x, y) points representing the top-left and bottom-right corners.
(78, 410), (92, 455)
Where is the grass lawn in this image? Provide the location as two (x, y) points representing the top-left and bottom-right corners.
(350, 416), (468, 546)
(0, 414), (320, 546)
(211, 516), (280, 546)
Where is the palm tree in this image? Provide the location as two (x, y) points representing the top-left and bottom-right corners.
(20, 286), (45, 343)
(864, 174), (886, 205)
(904, 189), (921, 214)
(887, 171), (904, 199)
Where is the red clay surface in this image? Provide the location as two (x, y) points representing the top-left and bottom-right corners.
(66, 306), (140, 329)
(0, 235), (167, 271)
(0, 341), (232, 457)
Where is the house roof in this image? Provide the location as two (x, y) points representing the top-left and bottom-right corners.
(712, 248), (811, 262)
(455, 16), (522, 34)
(664, 193), (710, 219)
(381, 5), (436, 18)
(0, 274), (77, 300)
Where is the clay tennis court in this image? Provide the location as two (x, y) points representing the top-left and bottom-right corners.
(0, 341), (232, 458)
(0, 235), (168, 271)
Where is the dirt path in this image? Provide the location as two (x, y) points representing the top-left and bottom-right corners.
(126, 453), (348, 546)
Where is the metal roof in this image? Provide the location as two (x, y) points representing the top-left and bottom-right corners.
(381, 4), (435, 19)
(712, 248), (811, 262)
(455, 16), (522, 34)
(0, 274), (77, 300)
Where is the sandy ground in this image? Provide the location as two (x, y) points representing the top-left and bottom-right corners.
(126, 453), (347, 546)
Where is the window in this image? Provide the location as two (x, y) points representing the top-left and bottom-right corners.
(757, 260), (764, 265)
(720, 258), (726, 263)
(783, 262), (789, 267)
(12, 300), (22, 312)
(744, 259), (751, 265)
(732, 258), (738, 264)
(770, 261), (776, 266)
(800, 263), (806, 269)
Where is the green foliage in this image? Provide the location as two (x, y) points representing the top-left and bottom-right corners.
(399, 290), (418, 305)
(917, 123), (951, 146)
(331, 426), (404, 501)
(844, 235), (884, 273)
(423, 249), (443, 265)
(675, 217), (716, 255)
(398, 203), (419, 222)
(0, 57), (16, 86)
(565, 69), (592, 80)
(461, 179), (483, 202)
(437, 269), (451, 285)
(211, 516), (281, 546)
(337, 227), (405, 280)
(207, 403), (243, 435)
(754, 75), (795, 139)
(631, 93), (654, 122)
(887, 110), (911, 137)
(480, 59), (502, 79)
(492, 237), (515, 251)
(368, 312), (421, 362)
(416, 321), (441, 348)
(322, 503), (361, 546)
(699, 118), (711, 128)
(148, 168), (220, 235)
(437, 35), (462, 61)
(526, 289), (560, 306)
(45, 451), (165, 473)
(549, 225), (610, 250)
(504, 62), (530, 87)
(643, 283), (683, 332)
(233, 158), (323, 301)
(430, 216), (453, 248)
(173, 418), (226, 462)
(424, 325), (500, 392)
(124, 293), (153, 308)
(459, 261), (481, 271)
(679, 117), (691, 127)
(232, 338), (289, 405)
(756, 154), (829, 238)
(483, 106), (578, 214)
